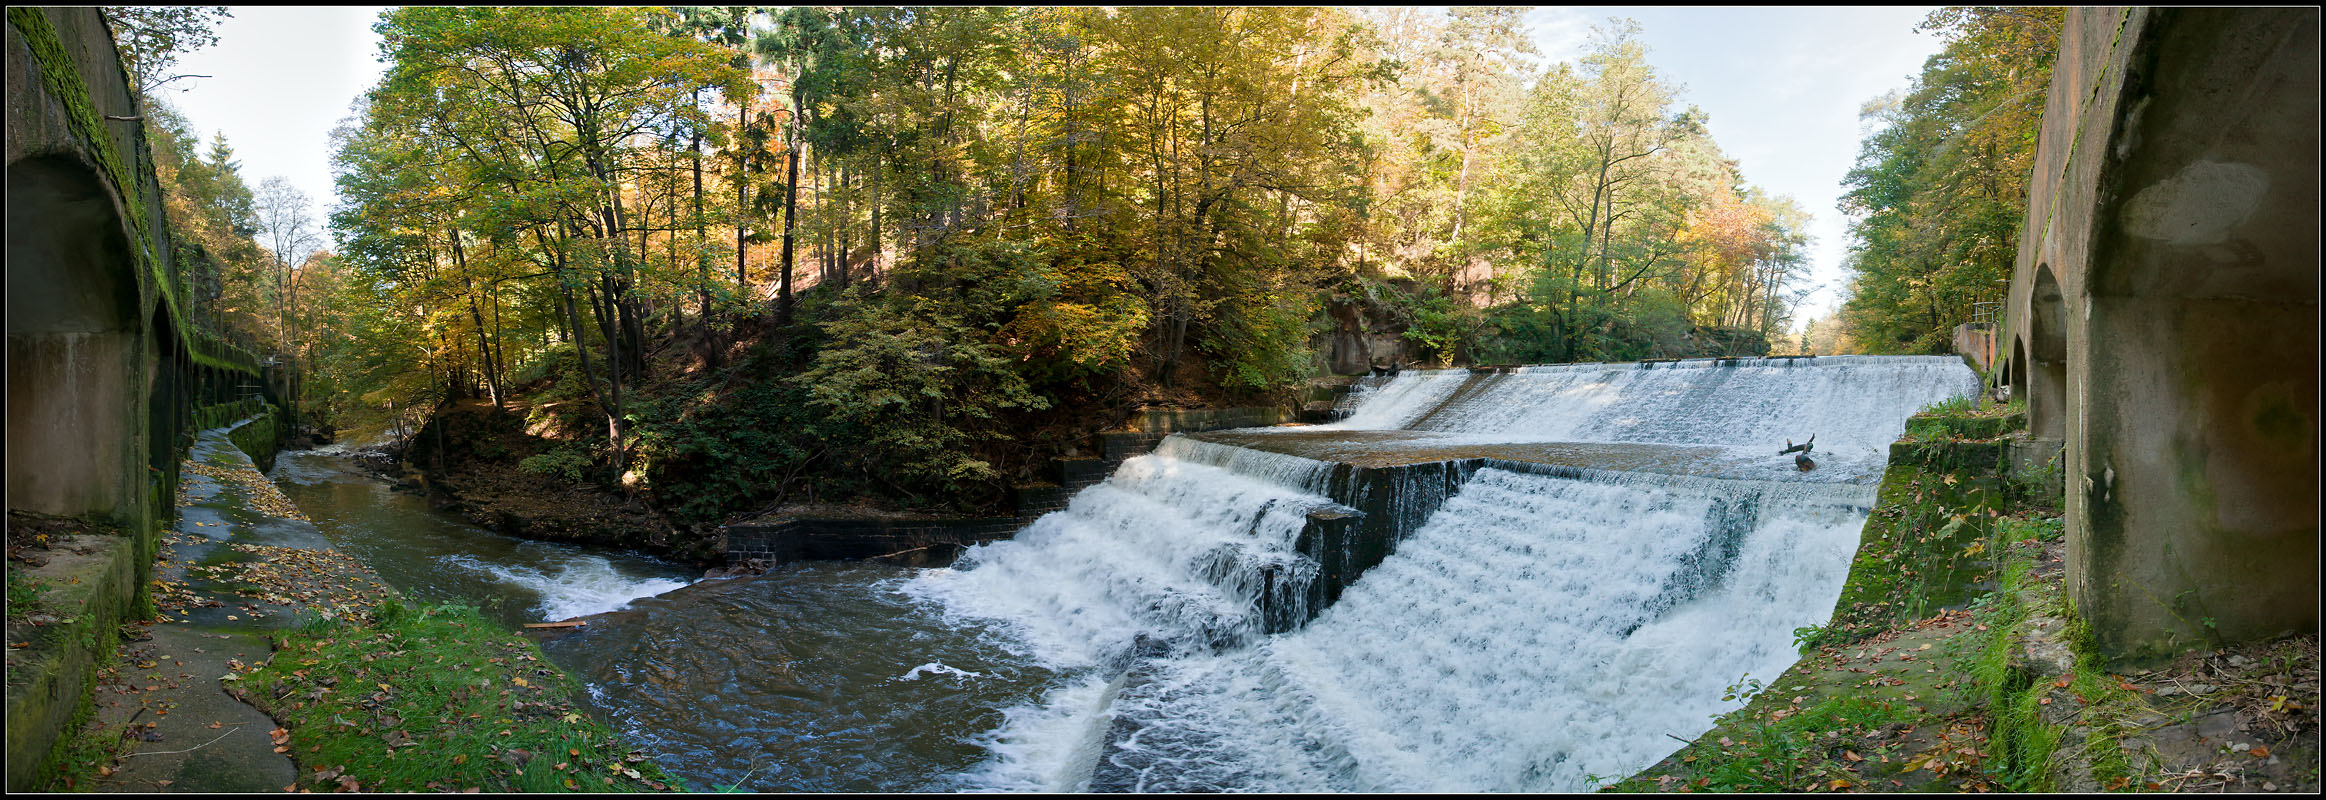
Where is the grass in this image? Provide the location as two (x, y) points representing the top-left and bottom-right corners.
(6, 564), (43, 619)
(1824, 459), (2011, 644)
(237, 599), (684, 793)
(1670, 697), (1924, 792)
(39, 639), (131, 791)
(1606, 397), (2073, 793)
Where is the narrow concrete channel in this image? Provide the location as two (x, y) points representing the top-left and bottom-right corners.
(83, 418), (386, 793)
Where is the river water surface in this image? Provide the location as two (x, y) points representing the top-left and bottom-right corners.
(267, 446), (1061, 792)
(266, 355), (1975, 792)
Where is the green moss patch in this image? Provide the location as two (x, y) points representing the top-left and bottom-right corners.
(237, 600), (683, 793)
(3, 534), (136, 792)
(1823, 456), (2013, 646)
(5, 8), (262, 377)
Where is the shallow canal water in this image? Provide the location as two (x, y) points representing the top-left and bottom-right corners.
(269, 448), (694, 629)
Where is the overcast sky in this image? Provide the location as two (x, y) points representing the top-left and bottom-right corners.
(156, 6), (1946, 329)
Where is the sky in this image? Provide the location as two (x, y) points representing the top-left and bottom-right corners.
(156, 6), (1947, 329)
(159, 6), (389, 230)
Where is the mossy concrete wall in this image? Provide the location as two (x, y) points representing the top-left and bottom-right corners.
(2, 536), (137, 792)
(1994, 7), (2319, 662)
(226, 405), (282, 473)
(6, 6), (269, 559)
(5, 8), (272, 788)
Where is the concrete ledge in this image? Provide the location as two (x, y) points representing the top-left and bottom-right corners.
(721, 516), (1031, 568)
(1129, 407), (1289, 434)
(1890, 439), (2010, 472)
(191, 398), (264, 432)
(3, 534), (135, 792)
(224, 408), (280, 472)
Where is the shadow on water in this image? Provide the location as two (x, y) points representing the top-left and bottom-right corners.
(267, 448), (693, 629)
(539, 565), (1058, 792)
(266, 446), (1050, 792)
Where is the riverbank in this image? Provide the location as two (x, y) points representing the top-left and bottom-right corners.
(38, 420), (680, 792)
(1606, 402), (2321, 793)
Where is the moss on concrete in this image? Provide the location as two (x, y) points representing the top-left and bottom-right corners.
(2, 535), (136, 792)
(1609, 402), (2064, 793)
(226, 406), (281, 472)
(192, 398), (264, 432)
(1823, 440), (2014, 646)
(6, 7), (260, 377)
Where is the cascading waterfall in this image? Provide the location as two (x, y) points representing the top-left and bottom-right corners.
(1326, 368), (1475, 430)
(913, 356), (1974, 792)
(912, 449), (1344, 667)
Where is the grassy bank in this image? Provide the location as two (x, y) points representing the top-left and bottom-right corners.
(238, 599), (681, 793)
(1608, 399), (2319, 793)
(1605, 399), (2060, 792)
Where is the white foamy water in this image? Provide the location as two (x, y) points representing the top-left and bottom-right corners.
(441, 553), (694, 621)
(1405, 356), (1974, 464)
(911, 453), (1344, 668)
(1088, 471), (1868, 792)
(897, 662), (986, 682)
(1319, 369), (1475, 430)
(911, 355), (1973, 792)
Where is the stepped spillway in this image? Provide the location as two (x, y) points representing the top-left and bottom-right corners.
(909, 355), (1977, 791)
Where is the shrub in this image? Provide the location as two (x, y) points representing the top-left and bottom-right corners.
(795, 294), (1049, 503)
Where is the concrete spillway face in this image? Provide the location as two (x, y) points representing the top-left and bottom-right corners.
(7, 155), (144, 521)
(907, 356), (1977, 792)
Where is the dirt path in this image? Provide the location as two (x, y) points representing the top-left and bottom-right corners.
(76, 420), (389, 793)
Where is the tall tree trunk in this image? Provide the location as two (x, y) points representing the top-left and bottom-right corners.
(691, 90), (711, 322)
(869, 150), (884, 284)
(452, 230), (500, 410)
(736, 109), (751, 304)
(778, 119), (801, 326)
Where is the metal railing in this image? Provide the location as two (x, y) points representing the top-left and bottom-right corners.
(1970, 301), (1999, 328)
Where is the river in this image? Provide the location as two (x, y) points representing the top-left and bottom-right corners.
(264, 355), (1976, 792)
(268, 446), (1063, 791)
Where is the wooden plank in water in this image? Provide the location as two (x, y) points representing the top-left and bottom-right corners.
(522, 619), (587, 629)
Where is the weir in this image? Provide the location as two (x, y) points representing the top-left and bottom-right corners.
(909, 355), (1976, 792)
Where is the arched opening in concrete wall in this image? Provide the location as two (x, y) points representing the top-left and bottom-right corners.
(2028, 265), (2068, 440)
(6, 154), (144, 520)
(2060, 7), (2319, 660)
(2010, 336), (2028, 403)
(148, 307), (185, 508)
